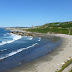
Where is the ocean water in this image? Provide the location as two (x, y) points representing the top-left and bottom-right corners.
(0, 28), (61, 72)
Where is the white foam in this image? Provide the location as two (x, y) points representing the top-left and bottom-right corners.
(38, 37), (41, 41)
(38, 40), (41, 41)
(0, 33), (22, 46)
(3, 34), (7, 36)
(23, 36), (27, 37)
(27, 36), (33, 40)
(0, 49), (7, 51)
(24, 36), (33, 40)
(0, 43), (38, 60)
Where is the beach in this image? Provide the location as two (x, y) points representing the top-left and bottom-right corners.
(0, 28), (61, 72)
(6, 34), (72, 72)
(0, 0), (72, 71)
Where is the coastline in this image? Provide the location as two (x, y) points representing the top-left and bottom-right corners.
(5, 28), (52, 36)
(5, 34), (72, 72)
(5, 28), (72, 72)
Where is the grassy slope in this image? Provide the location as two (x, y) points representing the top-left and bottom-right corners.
(70, 29), (72, 35)
(24, 21), (72, 35)
(26, 28), (69, 34)
(56, 59), (72, 72)
(40, 21), (72, 28)
(70, 69), (72, 72)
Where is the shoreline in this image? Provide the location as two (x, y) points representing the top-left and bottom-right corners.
(5, 28), (53, 37)
(5, 34), (72, 72)
(5, 28), (72, 72)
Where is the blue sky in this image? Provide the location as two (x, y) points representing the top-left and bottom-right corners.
(0, 0), (72, 27)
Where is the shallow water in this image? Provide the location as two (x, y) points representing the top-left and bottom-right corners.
(0, 28), (61, 72)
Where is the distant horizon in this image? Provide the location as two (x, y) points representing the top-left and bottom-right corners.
(0, 0), (72, 27)
(0, 20), (72, 27)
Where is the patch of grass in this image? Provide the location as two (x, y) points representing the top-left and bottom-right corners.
(40, 21), (72, 28)
(56, 59), (72, 72)
(70, 29), (72, 35)
(25, 28), (69, 34)
(70, 69), (72, 72)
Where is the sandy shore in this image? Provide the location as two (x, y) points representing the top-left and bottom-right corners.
(7, 34), (72, 72)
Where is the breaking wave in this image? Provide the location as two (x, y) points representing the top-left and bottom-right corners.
(0, 33), (22, 46)
(0, 43), (38, 60)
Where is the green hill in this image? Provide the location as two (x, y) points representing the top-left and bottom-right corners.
(24, 21), (72, 35)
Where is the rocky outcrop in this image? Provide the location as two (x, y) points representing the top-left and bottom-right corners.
(10, 31), (46, 37)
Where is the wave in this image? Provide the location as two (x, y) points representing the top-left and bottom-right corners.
(0, 33), (22, 46)
(0, 49), (7, 52)
(3, 34), (7, 36)
(38, 37), (41, 41)
(0, 43), (38, 60)
(3, 33), (9, 36)
(25, 36), (33, 40)
(28, 36), (33, 40)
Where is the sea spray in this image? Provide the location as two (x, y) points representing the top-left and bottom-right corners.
(0, 33), (22, 46)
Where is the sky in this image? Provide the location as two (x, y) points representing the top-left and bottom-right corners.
(0, 0), (72, 27)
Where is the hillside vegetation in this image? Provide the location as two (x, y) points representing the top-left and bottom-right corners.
(25, 21), (72, 35)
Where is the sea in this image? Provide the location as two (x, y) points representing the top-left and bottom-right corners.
(0, 28), (61, 72)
